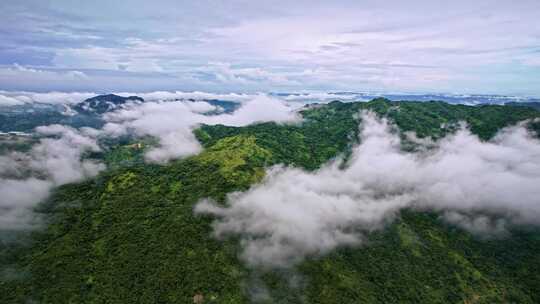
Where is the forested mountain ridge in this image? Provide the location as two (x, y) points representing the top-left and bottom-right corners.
(504, 101), (540, 111)
(73, 94), (145, 114)
(2, 98), (540, 303)
(0, 94), (240, 133)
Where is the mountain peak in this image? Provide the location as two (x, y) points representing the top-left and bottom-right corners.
(74, 94), (144, 114)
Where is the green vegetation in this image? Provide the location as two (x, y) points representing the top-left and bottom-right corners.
(505, 101), (540, 111)
(0, 108), (103, 133)
(0, 135), (38, 155)
(2, 98), (540, 303)
(97, 136), (158, 169)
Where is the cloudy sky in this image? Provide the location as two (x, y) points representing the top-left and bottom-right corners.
(1, 0), (539, 95)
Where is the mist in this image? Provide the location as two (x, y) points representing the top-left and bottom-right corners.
(103, 95), (300, 163)
(0, 125), (104, 230)
(196, 111), (540, 267)
(0, 94), (301, 229)
(0, 90), (258, 106)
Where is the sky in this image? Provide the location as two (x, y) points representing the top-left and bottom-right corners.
(0, 0), (539, 96)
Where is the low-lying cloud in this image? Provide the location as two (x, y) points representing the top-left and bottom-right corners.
(0, 90), (258, 106)
(196, 111), (540, 267)
(0, 91), (97, 105)
(0, 125), (104, 230)
(116, 91), (256, 103)
(0, 94), (301, 230)
(103, 95), (300, 162)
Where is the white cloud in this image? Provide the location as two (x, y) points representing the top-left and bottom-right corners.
(115, 90), (255, 103)
(204, 95), (300, 126)
(196, 111), (540, 267)
(198, 62), (300, 87)
(103, 95), (300, 163)
(8, 65), (85, 82)
(0, 91), (97, 105)
(282, 92), (360, 102)
(0, 94), (25, 106)
(2, 1), (540, 94)
(0, 63), (99, 101)
(441, 211), (508, 238)
(0, 179), (52, 230)
(0, 90), (259, 106)
(33, 125), (103, 184)
(0, 125), (104, 229)
(65, 70), (88, 79)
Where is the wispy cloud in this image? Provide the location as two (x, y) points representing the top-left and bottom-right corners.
(196, 112), (540, 267)
(0, 93), (302, 229)
(103, 95), (300, 162)
(0, 1), (539, 95)
(0, 125), (104, 230)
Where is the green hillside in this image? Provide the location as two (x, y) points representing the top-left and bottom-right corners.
(2, 99), (540, 303)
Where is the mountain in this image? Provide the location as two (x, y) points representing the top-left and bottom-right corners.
(73, 94), (145, 114)
(0, 94), (142, 133)
(0, 103), (104, 133)
(200, 99), (240, 113)
(505, 101), (540, 111)
(2, 99), (540, 303)
(276, 92), (540, 105)
(0, 95), (242, 133)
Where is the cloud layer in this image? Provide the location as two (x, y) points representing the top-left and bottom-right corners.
(103, 95), (300, 162)
(0, 90), (260, 106)
(196, 112), (540, 267)
(0, 94), (301, 229)
(0, 125), (104, 229)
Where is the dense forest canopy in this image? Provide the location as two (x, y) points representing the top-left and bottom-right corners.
(2, 98), (540, 303)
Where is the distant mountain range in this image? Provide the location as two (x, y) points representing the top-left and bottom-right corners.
(276, 92), (540, 106)
(73, 94), (241, 115)
(1, 93), (539, 133)
(504, 101), (540, 111)
(0, 94), (241, 132)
